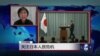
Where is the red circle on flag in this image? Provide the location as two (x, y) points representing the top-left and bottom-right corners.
(44, 19), (47, 26)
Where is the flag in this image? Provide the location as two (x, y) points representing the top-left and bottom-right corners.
(41, 13), (47, 33)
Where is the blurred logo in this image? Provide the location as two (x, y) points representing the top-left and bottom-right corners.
(84, 44), (88, 51)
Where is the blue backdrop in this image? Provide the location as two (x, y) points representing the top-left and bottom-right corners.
(0, 5), (100, 56)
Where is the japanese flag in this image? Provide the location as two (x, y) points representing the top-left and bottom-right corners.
(41, 13), (47, 33)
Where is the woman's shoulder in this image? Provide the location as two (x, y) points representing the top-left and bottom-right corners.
(26, 19), (32, 22)
(26, 19), (33, 25)
(14, 19), (21, 25)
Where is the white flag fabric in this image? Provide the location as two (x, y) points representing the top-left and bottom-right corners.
(41, 13), (47, 33)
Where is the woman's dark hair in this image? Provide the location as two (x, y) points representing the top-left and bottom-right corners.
(17, 7), (29, 16)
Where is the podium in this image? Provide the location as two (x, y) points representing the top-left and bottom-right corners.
(59, 26), (70, 42)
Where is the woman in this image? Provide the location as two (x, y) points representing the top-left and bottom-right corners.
(14, 7), (33, 25)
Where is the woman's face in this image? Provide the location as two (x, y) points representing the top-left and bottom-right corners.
(19, 10), (28, 20)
